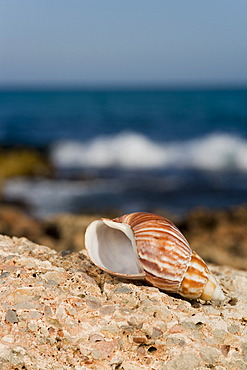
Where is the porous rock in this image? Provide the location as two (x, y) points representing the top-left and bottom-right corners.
(0, 234), (246, 370)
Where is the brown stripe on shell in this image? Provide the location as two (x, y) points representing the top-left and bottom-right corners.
(135, 228), (189, 252)
(145, 271), (181, 291)
(135, 225), (190, 246)
(138, 243), (189, 264)
(119, 212), (168, 228)
(138, 242), (191, 276)
(115, 212), (192, 292)
(136, 237), (190, 261)
(138, 256), (183, 280)
(179, 252), (209, 299)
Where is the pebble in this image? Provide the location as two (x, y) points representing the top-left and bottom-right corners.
(200, 347), (221, 366)
(5, 309), (19, 323)
(180, 321), (197, 330)
(166, 337), (184, 346)
(212, 329), (227, 342)
(163, 352), (201, 370)
(114, 285), (132, 294)
(0, 271), (10, 278)
(28, 320), (38, 331)
(221, 344), (231, 356)
(85, 297), (101, 309)
(100, 305), (116, 315)
(242, 342), (247, 363)
(1, 335), (14, 343)
(228, 323), (240, 334)
(152, 327), (163, 338)
(29, 310), (43, 319)
(109, 353), (123, 367)
(133, 335), (147, 344)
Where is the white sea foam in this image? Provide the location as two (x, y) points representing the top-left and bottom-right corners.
(3, 178), (124, 217)
(51, 131), (247, 172)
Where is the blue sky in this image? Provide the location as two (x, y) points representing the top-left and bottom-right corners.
(0, 0), (247, 86)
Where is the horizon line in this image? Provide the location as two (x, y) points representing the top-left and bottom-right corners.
(1, 82), (247, 91)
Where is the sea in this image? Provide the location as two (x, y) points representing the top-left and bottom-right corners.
(1, 87), (247, 218)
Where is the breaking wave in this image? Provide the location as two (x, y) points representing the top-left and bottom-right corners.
(51, 132), (247, 172)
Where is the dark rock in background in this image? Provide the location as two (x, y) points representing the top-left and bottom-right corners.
(0, 147), (53, 181)
(178, 206), (247, 271)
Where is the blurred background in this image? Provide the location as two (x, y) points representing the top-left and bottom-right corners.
(0, 1), (247, 269)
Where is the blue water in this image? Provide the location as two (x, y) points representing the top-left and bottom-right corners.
(1, 88), (247, 217)
(1, 88), (247, 146)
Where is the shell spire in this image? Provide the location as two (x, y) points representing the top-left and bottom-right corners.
(85, 212), (225, 301)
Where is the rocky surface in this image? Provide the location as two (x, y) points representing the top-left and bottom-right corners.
(0, 234), (247, 369)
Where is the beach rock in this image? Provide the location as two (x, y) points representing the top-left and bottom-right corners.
(0, 206), (44, 241)
(0, 234), (247, 369)
(0, 147), (53, 182)
(179, 206), (247, 270)
(42, 213), (102, 252)
(0, 207), (104, 253)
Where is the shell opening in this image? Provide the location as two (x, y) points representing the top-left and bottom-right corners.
(85, 219), (144, 277)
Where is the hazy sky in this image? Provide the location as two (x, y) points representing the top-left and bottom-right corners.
(0, 0), (247, 86)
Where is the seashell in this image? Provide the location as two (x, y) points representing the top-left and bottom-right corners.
(85, 212), (225, 301)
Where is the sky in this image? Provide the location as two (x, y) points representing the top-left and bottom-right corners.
(0, 0), (247, 87)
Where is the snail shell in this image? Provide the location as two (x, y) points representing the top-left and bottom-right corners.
(85, 212), (225, 301)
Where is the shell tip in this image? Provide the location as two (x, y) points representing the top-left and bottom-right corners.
(200, 273), (225, 301)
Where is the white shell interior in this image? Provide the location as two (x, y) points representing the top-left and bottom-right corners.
(85, 219), (144, 276)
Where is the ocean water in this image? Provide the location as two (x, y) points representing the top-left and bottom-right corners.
(1, 88), (247, 217)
